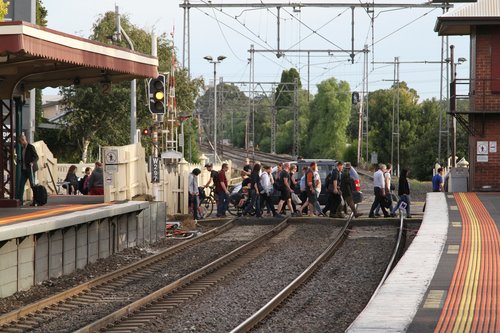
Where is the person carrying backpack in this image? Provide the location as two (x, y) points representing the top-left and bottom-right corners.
(341, 162), (363, 218)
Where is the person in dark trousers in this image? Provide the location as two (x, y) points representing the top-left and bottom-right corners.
(392, 168), (411, 218)
(341, 162), (363, 218)
(188, 168), (202, 220)
(244, 163), (262, 217)
(88, 161), (104, 195)
(216, 163), (230, 217)
(331, 161), (344, 218)
(16, 134), (39, 203)
(369, 163), (390, 218)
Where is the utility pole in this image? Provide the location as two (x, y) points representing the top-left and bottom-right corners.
(115, 5), (138, 144)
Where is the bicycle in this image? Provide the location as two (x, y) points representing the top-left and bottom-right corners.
(199, 186), (216, 218)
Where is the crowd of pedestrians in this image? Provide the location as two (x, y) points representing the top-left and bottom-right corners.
(188, 160), (369, 220)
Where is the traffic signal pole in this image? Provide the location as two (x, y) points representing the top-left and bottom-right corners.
(115, 5), (138, 144)
(152, 34), (160, 200)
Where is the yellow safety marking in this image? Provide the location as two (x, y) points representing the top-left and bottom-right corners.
(451, 221), (462, 228)
(449, 205), (459, 211)
(423, 290), (447, 309)
(447, 245), (460, 255)
(447, 194), (455, 199)
(453, 193), (481, 333)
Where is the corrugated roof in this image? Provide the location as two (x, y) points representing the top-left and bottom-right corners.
(435, 0), (500, 35)
(442, 0), (500, 18)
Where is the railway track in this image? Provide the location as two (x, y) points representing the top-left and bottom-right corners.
(230, 214), (353, 332)
(201, 143), (292, 167)
(232, 213), (408, 333)
(0, 219), (240, 332)
(73, 217), (291, 332)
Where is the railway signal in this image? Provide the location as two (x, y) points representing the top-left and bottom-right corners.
(148, 75), (166, 114)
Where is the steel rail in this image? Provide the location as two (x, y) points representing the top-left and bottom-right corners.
(367, 212), (406, 302)
(230, 214), (353, 333)
(0, 218), (237, 329)
(74, 217), (291, 333)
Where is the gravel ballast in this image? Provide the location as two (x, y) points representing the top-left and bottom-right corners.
(140, 220), (349, 332)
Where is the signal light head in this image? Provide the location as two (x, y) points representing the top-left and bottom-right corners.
(154, 91), (165, 101)
(142, 128), (150, 136)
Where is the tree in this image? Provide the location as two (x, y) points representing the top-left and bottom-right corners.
(0, 1), (8, 21)
(307, 78), (351, 158)
(51, 11), (202, 163)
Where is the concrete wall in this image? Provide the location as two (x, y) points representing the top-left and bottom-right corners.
(0, 201), (166, 298)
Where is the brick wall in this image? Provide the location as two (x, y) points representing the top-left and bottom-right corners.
(469, 26), (500, 191)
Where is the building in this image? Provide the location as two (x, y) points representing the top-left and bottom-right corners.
(435, 0), (500, 191)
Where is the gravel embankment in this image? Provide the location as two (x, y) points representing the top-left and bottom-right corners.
(137, 220), (396, 332)
(254, 225), (397, 333)
(31, 221), (277, 333)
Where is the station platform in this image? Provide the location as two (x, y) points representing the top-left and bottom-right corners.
(0, 195), (167, 298)
(348, 192), (500, 332)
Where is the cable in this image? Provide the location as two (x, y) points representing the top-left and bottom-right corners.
(373, 8), (438, 47)
(287, 7), (350, 50)
(282, 7), (343, 51)
(210, 6), (244, 61)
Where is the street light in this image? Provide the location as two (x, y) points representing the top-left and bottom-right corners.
(204, 55), (226, 162)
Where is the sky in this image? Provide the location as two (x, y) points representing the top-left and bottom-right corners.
(42, 0), (472, 101)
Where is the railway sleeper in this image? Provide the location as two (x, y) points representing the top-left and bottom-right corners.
(0, 328), (25, 333)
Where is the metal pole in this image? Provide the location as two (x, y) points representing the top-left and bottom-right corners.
(116, 5), (137, 144)
(391, 57), (396, 172)
(450, 45), (456, 168)
(396, 57), (400, 176)
(307, 51), (310, 100)
(213, 61), (218, 162)
(365, 45), (370, 162)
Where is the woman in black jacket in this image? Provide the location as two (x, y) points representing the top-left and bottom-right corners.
(391, 168), (411, 218)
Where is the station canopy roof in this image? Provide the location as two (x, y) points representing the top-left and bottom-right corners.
(435, 0), (500, 35)
(0, 21), (159, 99)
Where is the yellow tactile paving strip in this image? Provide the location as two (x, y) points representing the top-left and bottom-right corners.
(435, 192), (500, 333)
(0, 203), (111, 226)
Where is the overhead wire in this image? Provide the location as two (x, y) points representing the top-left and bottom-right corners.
(210, 6), (244, 61)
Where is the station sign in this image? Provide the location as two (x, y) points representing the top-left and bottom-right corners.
(151, 156), (160, 183)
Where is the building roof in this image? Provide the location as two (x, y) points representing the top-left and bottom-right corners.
(435, 0), (500, 35)
(0, 21), (159, 98)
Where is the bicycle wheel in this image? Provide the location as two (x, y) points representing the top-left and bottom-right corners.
(199, 197), (215, 218)
(227, 200), (242, 216)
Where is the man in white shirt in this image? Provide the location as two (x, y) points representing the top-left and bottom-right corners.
(369, 164), (390, 218)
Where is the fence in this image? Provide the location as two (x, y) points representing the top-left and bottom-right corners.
(20, 142), (232, 215)
(102, 143), (232, 215)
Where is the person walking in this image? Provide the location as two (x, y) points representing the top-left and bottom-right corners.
(376, 163), (394, 216)
(204, 163), (219, 188)
(369, 164), (390, 218)
(260, 165), (281, 217)
(188, 168), (202, 220)
(341, 162), (363, 218)
(276, 162), (299, 216)
(216, 163), (230, 217)
(331, 161), (344, 218)
(303, 162), (317, 217)
(432, 167), (444, 192)
(244, 163), (262, 217)
(16, 134), (39, 203)
(392, 168), (411, 218)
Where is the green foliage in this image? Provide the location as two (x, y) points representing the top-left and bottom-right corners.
(36, 11), (202, 163)
(0, 1), (9, 21)
(275, 68), (301, 108)
(306, 78), (351, 158)
(343, 142), (358, 166)
(36, 0), (47, 26)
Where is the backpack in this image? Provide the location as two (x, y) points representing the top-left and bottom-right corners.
(325, 173), (332, 192)
(211, 170), (219, 186)
(326, 169), (335, 192)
